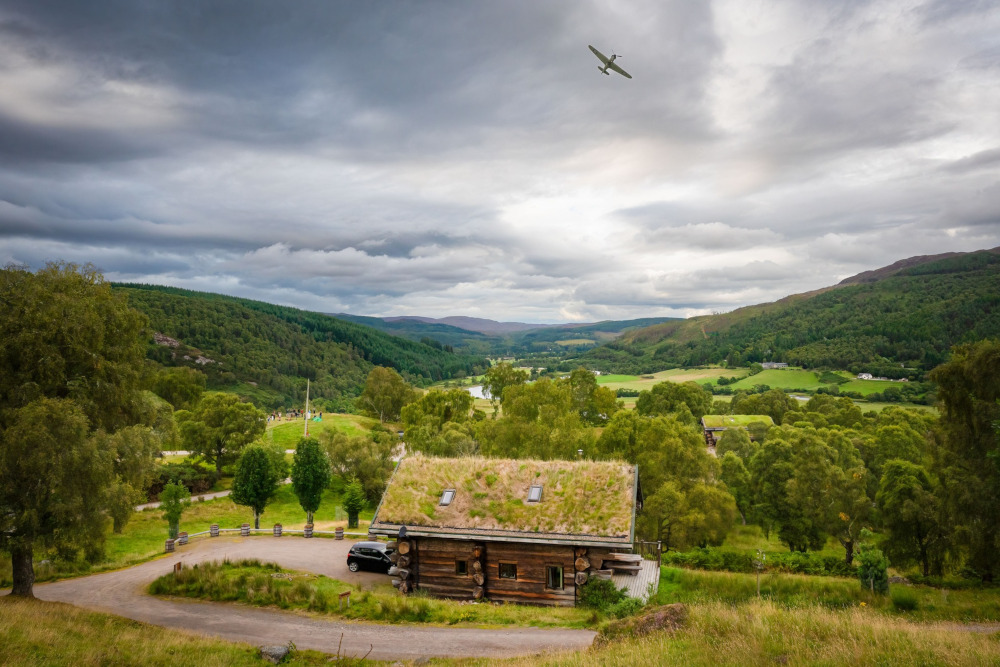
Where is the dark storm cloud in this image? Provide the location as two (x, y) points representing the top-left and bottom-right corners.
(1, 1), (998, 320)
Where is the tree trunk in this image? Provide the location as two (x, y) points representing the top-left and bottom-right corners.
(307, 510), (314, 524)
(10, 543), (35, 597)
(843, 539), (854, 565)
(254, 512), (260, 529)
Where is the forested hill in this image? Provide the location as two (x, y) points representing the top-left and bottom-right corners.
(333, 312), (680, 355)
(580, 248), (1000, 375)
(115, 285), (489, 409)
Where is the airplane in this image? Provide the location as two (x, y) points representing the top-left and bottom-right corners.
(588, 45), (632, 79)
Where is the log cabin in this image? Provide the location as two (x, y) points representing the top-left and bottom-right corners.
(369, 454), (642, 606)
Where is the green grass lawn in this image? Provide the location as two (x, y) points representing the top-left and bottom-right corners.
(839, 378), (914, 396)
(0, 485), (376, 589)
(598, 368), (749, 392)
(264, 412), (380, 446)
(728, 368), (825, 391)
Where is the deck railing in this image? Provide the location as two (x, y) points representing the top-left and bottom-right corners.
(634, 540), (662, 566)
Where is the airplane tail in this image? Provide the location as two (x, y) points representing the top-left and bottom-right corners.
(598, 66), (609, 75)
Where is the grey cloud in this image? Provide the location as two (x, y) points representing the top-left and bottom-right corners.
(942, 147), (1000, 174)
(1, 2), (998, 321)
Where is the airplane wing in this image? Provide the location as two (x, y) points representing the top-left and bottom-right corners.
(588, 44), (610, 65)
(607, 60), (632, 79)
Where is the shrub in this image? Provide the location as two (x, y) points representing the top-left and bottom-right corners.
(661, 547), (855, 578)
(146, 462), (218, 500)
(891, 587), (919, 611)
(579, 578), (629, 612)
(856, 539), (889, 595)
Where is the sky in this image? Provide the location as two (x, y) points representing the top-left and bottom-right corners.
(1, 0), (999, 323)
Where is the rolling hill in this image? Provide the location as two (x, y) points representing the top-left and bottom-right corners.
(116, 284), (489, 410)
(332, 313), (680, 355)
(579, 248), (1000, 375)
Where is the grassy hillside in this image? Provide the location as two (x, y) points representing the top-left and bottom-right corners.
(117, 284), (489, 409)
(581, 248), (1000, 374)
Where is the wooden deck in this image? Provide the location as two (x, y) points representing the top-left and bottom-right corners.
(611, 558), (660, 602)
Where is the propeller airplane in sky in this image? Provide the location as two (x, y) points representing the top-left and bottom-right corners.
(588, 45), (631, 79)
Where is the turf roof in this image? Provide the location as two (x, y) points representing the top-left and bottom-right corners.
(373, 454), (636, 539)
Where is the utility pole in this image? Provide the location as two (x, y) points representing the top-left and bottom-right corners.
(304, 378), (310, 438)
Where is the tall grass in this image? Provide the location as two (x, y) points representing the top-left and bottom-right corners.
(149, 559), (596, 628)
(656, 566), (1000, 622)
(0, 596), (297, 666)
(487, 599), (1000, 666)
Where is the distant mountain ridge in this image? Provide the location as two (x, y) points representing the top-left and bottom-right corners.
(383, 315), (553, 335)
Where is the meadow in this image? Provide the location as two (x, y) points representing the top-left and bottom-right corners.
(264, 412), (380, 447)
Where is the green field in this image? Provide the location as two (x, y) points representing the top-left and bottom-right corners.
(702, 414), (775, 429)
(0, 485), (375, 589)
(728, 368), (826, 391)
(598, 367), (750, 391)
(555, 338), (597, 346)
(264, 412), (379, 446)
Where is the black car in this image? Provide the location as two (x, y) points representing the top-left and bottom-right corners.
(346, 541), (393, 573)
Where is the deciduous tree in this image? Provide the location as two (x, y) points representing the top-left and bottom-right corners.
(355, 366), (418, 423)
(291, 437), (330, 524)
(160, 481), (191, 539)
(177, 392), (266, 474)
(929, 339), (1000, 582)
(481, 362), (529, 415)
(231, 444), (280, 529)
(342, 479), (366, 529)
(0, 263), (153, 597)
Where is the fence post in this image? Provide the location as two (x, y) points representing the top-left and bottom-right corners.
(335, 527), (344, 540)
(165, 538), (175, 553)
(241, 523), (250, 537)
(273, 523), (282, 537)
(177, 531), (188, 546)
(210, 524), (219, 537)
(304, 523), (313, 538)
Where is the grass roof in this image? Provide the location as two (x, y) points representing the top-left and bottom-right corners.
(701, 414), (775, 429)
(374, 454), (636, 539)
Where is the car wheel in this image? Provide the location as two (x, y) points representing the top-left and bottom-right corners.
(348, 561), (359, 572)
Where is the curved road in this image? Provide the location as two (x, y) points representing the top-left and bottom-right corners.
(34, 536), (596, 661)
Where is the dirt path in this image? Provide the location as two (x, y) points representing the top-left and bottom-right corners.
(34, 536), (596, 661)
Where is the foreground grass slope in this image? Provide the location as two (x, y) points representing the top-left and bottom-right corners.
(0, 597), (334, 666)
(489, 599), (1000, 666)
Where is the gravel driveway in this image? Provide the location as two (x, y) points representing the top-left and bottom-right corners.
(34, 536), (596, 661)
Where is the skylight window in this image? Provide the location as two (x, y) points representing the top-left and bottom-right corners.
(527, 485), (543, 503)
(440, 489), (456, 506)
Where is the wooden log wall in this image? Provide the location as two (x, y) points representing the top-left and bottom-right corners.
(389, 538), (636, 605)
(484, 541), (577, 607)
(405, 537), (479, 601)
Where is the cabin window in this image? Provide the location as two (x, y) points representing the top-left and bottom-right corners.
(546, 566), (564, 590)
(440, 489), (456, 506)
(499, 562), (517, 580)
(455, 559), (468, 576)
(527, 485), (543, 503)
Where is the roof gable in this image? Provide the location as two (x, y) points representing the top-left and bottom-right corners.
(372, 454), (637, 543)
